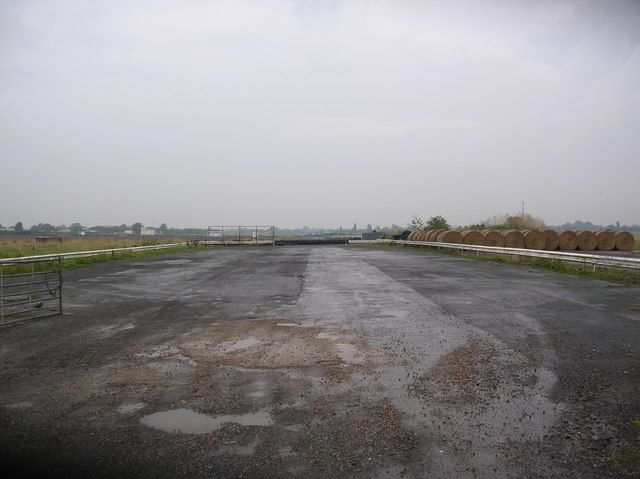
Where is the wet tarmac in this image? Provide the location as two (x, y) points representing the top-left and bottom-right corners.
(0, 245), (639, 478)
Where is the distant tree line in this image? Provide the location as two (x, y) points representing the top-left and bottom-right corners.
(0, 221), (208, 236)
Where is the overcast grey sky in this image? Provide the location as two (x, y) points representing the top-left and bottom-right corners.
(1, 0), (639, 229)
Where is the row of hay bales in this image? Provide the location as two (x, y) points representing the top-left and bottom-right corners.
(406, 229), (635, 251)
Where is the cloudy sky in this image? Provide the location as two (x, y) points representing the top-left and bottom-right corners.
(1, 0), (639, 228)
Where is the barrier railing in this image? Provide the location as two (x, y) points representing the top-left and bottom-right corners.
(350, 239), (640, 271)
(0, 243), (186, 323)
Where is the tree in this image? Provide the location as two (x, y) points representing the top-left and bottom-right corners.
(30, 223), (56, 235)
(69, 223), (84, 235)
(131, 222), (143, 235)
(158, 223), (168, 235)
(426, 215), (449, 230)
(15, 221), (24, 232)
(408, 215), (426, 231)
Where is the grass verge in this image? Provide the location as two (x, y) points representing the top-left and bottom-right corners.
(0, 244), (191, 275)
(353, 243), (640, 285)
(609, 418), (640, 475)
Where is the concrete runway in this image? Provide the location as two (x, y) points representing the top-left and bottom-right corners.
(1, 245), (639, 478)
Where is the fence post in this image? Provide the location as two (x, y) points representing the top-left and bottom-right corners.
(58, 256), (63, 315)
(1, 264), (3, 321)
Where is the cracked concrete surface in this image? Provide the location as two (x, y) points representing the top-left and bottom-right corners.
(1, 245), (639, 478)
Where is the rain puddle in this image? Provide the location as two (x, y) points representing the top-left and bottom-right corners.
(215, 337), (261, 354)
(117, 402), (146, 414)
(140, 408), (273, 434)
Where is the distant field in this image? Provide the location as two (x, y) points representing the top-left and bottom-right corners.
(0, 236), (182, 259)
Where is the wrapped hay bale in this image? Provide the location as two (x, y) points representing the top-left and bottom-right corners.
(557, 231), (578, 251)
(502, 230), (525, 249)
(482, 230), (505, 247)
(522, 230), (546, 250)
(461, 230), (483, 245)
(576, 231), (597, 251)
(615, 231), (635, 251)
(541, 230), (559, 251)
(436, 230), (463, 244)
(595, 231), (615, 251)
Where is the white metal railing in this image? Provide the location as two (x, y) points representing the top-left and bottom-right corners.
(350, 239), (640, 271)
(0, 243), (187, 265)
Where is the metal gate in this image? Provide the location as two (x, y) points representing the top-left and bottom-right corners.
(0, 258), (63, 324)
(206, 226), (275, 245)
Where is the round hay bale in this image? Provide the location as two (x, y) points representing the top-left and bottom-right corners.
(522, 230), (545, 250)
(541, 230), (559, 251)
(482, 230), (505, 247)
(436, 230), (463, 244)
(461, 230), (483, 245)
(502, 230), (525, 249)
(416, 231), (429, 242)
(595, 231), (615, 251)
(557, 231), (578, 251)
(408, 232), (419, 241)
(427, 229), (445, 242)
(576, 231), (597, 251)
(615, 231), (635, 251)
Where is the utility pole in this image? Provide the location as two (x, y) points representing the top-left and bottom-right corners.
(521, 201), (525, 228)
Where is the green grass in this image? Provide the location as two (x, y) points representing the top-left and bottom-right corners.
(354, 243), (640, 285)
(609, 418), (640, 475)
(0, 236), (183, 259)
(1, 244), (191, 275)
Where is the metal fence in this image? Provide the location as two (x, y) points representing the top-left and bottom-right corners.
(1, 258), (63, 323)
(350, 239), (640, 271)
(205, 226), (275, 245)
(0, 242), (185, 324)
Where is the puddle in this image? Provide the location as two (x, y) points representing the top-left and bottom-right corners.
(140, 408), (273, 434)
(117, 402), (146, 414)
(215, 337), (261, 354)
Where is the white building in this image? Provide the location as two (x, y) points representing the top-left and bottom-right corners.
(140, 226), (156, 236)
